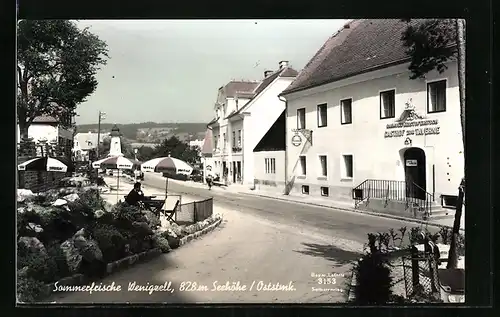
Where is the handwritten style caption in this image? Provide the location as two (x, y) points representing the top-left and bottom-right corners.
(53, 280), (297, 295)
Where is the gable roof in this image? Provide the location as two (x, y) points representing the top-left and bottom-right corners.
(226, 66), (298, 119)
(32, 115), (59, 123)
(281, 19), (433, 96)
(222, 81), (259, 98)
(253, 109), (286, 152)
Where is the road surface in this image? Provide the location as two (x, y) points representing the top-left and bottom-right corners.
(47, 173), (439, 304)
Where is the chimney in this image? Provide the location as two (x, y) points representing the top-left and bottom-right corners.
(264, 70), (273, 78)
(279, 61), (289, 69)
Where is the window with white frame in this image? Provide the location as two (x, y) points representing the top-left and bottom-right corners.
(265, 158), (276, 174)
(237, 130), (242, 147)
(214, 135), (218, 149)
(342, 154), (353, 178)
(427, 80), (447, 113)
(297, 108), (306, 129)
(232, 131), (236, 147)
(340, 98), (352, 124)
(317, 103), (327, 127)
(380, 90), (395, 119)
(299, 155), (307, 175)
(319, 155), (327, 177)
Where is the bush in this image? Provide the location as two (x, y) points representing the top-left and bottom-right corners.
(93, 224), (126, 262)
(152, 235), (171, 253)
(353, 252), (393, 304)
(17, 240), (58, 283)
(46, 242), (70, 280)
(17, 275), (47, 303)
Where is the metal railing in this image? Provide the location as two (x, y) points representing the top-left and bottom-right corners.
(352, 179), (434, 217)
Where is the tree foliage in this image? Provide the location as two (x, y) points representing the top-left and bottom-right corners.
(401, 19), (458, 79)
(136, 136), (201, 164)
(17, 20), (109, 137)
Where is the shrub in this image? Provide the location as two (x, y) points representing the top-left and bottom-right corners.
(152, 235), (171, 253)
(353, 252), (393, 304)
(46, 242), (70, 280)
(78, 188), (106, 211)
(93, 224), (126, 262)
(17, 240), (58, 283)
(17, 275), (47, 303)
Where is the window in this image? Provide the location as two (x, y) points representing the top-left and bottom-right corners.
(214, 136), (218, 149)
(319, 155), (327, 177)
(321, 187), (329, 197)
(265, 158), (276, 174)
(380, 90), (395, 119)
(299, 155), (307, 175)
(237, 130), (242, 147)
(342, 154), (353, 178)
(297, 108), (306, 129)
(427, 80), (447, 113)
(223, 133), (226, 148)
(317, 103), (327, 127)
(232, 131), (236, 146)
(340, 99), (352, 124)
(302, 185), (310, 195)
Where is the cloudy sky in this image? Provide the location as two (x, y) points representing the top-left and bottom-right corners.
(74, 19), (348, 125)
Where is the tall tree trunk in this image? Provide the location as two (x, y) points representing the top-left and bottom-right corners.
(447, 18), (466, 269)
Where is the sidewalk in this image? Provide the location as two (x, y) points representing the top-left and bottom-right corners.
(170, 179), (465, 231)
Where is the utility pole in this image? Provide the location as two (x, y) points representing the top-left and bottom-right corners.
(96, 111), (106, 159)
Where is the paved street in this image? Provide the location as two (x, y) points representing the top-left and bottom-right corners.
(48, 173), (442, 304)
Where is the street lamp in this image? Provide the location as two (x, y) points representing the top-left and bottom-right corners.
(96, 111), (106, 159)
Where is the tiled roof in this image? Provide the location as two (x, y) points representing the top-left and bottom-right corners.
(223, 81), (259, 98)
(75, 133), (100, 150)
(281, 19), (431, 96)
(32, 115), (59, 123)
(226, 66), (298, 119)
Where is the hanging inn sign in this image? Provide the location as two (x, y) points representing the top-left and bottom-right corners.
(384, 99), (440, 138)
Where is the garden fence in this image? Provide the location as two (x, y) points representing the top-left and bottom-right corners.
(177, 198), (213, 224)
(402, 253), (440, 300)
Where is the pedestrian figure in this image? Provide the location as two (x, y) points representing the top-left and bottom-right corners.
(206, 174), (213, 190)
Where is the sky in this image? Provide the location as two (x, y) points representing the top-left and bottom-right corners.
(74, 19), (348, 125)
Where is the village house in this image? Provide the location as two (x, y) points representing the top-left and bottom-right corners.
(207, 61), (298, 188)
(280, 19), (464, 217)
(17, 114), (75, 158)
(73, 132), (107, 161)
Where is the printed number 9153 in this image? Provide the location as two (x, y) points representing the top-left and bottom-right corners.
(317, 278), (336, 285)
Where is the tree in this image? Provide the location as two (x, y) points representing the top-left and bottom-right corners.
(401, 19), (466, 269)
(17, 20), (109, 139)
(153, 136), (200, 165)
(136, 146), (156, 162)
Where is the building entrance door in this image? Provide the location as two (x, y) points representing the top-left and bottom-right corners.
(232, 162), (237, 183)
(403, 147), (426, 200)
(237, 161), (241, 183)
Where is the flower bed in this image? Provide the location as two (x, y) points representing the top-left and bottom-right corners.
(16, 186), (222, 303)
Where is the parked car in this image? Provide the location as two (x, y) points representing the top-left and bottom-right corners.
(191, 169), (204, 182)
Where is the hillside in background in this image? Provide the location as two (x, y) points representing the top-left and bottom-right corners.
(76, 122), (208, 143)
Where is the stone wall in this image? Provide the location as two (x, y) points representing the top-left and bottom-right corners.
(17, 156), (67, 193)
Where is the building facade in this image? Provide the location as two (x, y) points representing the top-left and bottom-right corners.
(73, 132), (107, 161)
(208, 61), (297, 187)
(17, 115), (75, 158)
(281, 19), (464, 208)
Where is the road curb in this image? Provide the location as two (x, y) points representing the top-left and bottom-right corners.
(179, 216), (223, 247)
(245, 193), (465, 232)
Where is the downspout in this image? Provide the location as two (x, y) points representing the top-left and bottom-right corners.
(278, 95), (288, 195)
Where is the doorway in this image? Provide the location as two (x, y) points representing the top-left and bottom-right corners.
(237, 161), (241, 183)
(232, 162), (237, 183)
(222, 161), (227, 182)
(403, 147), (426, 200)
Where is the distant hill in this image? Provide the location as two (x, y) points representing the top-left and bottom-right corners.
(76, 122), (208, 143)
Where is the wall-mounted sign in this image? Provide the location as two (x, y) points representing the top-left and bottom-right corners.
(404, 137), (412, 146)
(291, 134), (302, 147)
(406, 159), (418, 167)
(206, 165), (212, 171)
(384, 101), (440, 138)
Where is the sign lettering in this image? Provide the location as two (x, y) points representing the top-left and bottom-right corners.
(291, 135), (302, 147)
(384, 120), (440, 138)
(406, 159), (418, 167)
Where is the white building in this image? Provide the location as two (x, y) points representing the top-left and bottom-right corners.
(17, 115), (74, 157)
(208, 61), (298, 187)
(73, 132), (107, 161)
(280, 19), (464, 215)
(189, 139), (205, 150)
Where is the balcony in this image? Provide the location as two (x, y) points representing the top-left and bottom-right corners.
(232, 146), (242, 153)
